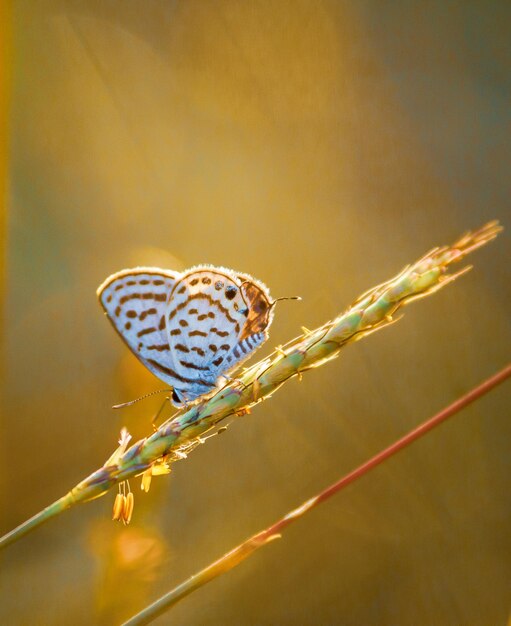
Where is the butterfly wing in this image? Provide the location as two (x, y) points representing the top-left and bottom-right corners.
(97, 267), (181, 387)
(165, 267), (253, 399)
(98, 265), (276, 405)
(164, 267), (275, 401)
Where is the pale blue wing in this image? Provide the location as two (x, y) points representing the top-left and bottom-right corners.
(97, 267), (181, 387)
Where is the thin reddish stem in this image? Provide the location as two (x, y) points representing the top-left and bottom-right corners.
(266, 362), (511, 538)
(124, 363), (510, 626)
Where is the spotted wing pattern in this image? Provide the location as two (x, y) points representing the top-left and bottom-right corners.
(165, 268), (254, 392)
(97, 268), (181, 387)
(98, 265), (276, 405)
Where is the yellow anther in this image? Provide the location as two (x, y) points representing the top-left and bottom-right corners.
(123, 492), (134, 525)
(112, 493), (125, 521)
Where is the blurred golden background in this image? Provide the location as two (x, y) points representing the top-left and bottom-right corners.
(1, 2), (510, 625)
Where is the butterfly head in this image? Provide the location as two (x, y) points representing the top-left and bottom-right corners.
(237, 280), (272, 339)
(239, 279), (301, 340)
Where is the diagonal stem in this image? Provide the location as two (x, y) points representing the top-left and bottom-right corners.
(123, 363), (511, 626)
(0, 222), (502, 550)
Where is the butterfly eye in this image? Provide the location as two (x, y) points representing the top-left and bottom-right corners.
(172, 389), (182, 404)
(225, 285), (237, 300)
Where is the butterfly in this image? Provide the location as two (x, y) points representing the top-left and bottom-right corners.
(97, 265), (276, 406)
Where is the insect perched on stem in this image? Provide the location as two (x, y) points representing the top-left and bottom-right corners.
(98, 265), (298, 406)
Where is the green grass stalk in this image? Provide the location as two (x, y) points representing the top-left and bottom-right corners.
(0, 221), (502, 550)
(122, 363), (511, 626)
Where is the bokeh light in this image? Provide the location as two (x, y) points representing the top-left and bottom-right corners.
(1, 2), (510, 625)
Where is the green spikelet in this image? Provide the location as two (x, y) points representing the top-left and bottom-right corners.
(0, 221), (502, 550)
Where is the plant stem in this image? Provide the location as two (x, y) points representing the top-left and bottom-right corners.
(0, 495), (73, 549)
(0, 221), (502, 550)
(123, 363), (511, 626)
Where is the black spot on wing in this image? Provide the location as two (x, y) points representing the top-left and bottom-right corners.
(147, 359), (210, 385)
(137, 327), (157, 337)
(140, 307), (157, 321)
(225, 286), (237, 300)
(179, 360), (209, 371)
(174, 344), (190, 353)
(211, 328), (229, 337)
(189, 330), (207, 337)
(169, 294), (238, 325)
(120, 293), (166, 304)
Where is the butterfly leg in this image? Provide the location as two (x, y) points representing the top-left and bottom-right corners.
(151, 396), (172, 431)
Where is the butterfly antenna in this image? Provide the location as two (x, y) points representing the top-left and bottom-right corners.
(112, 388), (173, 410)
(270, 295), (302, 309)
